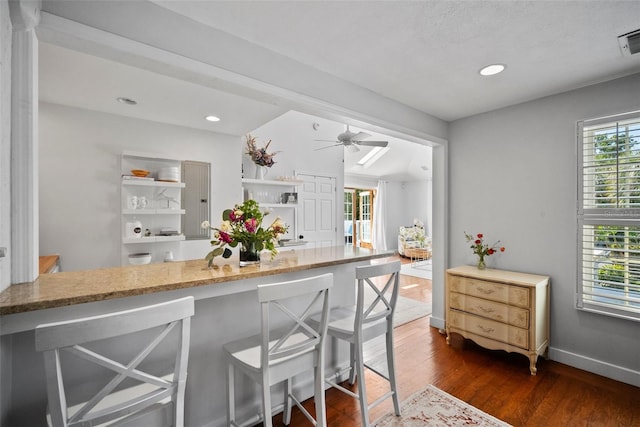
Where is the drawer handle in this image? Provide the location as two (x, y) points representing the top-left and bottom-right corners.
(477, 287), (495, 295)
(478, 306), (495, 314)
(477, 325), (495, 333)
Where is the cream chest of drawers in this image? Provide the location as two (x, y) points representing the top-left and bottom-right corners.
(445, 266), (550, 375)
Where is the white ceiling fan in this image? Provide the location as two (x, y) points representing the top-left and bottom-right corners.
(315, 125), (389, 152)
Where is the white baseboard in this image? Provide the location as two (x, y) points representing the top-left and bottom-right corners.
(430, 315), (445, 330)
(549, 346), (640, 388)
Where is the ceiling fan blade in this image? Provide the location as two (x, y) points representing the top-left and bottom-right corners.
(314, 143), (343, 151)
(314, 139), (339, 143)
(347, 144), (360, 153)
(351, 131), (371, 141)
(355, 140), (388, 147)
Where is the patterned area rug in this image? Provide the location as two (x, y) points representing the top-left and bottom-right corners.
(374, 385), (512, 427)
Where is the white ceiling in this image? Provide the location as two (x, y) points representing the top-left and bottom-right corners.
(155, 0), (640, 121)
(38, 1), (640, 181)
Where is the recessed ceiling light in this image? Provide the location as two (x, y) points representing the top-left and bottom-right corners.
(205, 115), (221, 122)
(116, 97), (137, 105)
(479, 64), (505, 76)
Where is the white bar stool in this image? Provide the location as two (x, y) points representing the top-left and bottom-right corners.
(223, 273), (333, 427)
(35, 296), (195, 427)
(311, 260), (401, 427)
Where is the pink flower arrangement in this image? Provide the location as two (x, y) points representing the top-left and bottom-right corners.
(202, 199), (288, 267)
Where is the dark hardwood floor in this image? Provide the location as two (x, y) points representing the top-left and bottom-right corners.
(274, 255), (640, 426)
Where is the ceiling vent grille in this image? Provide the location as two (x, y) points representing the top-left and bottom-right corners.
(618, 29), (640, 56)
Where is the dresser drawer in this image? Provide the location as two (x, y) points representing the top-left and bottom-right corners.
(449, 292), (529, 329)
(448, 310), (529, 349)
(449, 275), (530, 308)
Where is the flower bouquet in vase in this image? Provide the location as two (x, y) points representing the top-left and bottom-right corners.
(202, 200), (288, 267)
(464, 232), (505, 269)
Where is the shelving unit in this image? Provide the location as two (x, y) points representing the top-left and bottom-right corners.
(121, 152), (186, 265)
(241, 178), (301, 241)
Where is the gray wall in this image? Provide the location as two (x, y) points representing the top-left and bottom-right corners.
(448, 72), (640, 386)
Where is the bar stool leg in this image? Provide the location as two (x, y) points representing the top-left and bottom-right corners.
(314, 359), (327, 427)
(354, 339), (370, 427)
(349, 342), (357, 384)
(283, 378), (292, 425)
(261, 371), (273, 427)
(227, 363), (236, 426)
(386, 326), (401, 416)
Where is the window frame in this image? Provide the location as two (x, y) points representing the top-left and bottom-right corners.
(577, 110), (640, 322)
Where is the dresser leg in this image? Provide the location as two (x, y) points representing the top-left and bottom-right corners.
(529, 354), (538, 375)
(445, 331), (451, 345)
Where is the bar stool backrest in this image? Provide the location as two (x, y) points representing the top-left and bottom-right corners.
(258, 273), (332, 368)
(355, 261), (401, 334)
(35, 296), (195, 427)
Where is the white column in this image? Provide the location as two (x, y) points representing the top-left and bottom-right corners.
(9, 1), (40, 284)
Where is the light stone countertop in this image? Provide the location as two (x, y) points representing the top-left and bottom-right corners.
(0, 246), (393, 315)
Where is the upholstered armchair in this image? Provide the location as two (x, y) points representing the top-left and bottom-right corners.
(398, 225), (431, 257)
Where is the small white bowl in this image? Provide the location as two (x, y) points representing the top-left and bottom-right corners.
(128, 253), (152, 265)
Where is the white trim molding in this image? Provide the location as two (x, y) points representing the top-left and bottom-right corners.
(10, 0), (40, 284)
(549, 346), (640, 388)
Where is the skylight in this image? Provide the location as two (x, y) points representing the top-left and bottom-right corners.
(357, 146), (390, 168)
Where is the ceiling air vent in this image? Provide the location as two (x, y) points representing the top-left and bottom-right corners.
(618, 29), (640, 56)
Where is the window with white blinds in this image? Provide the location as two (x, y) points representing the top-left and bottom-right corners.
(578, 111), (640, 321)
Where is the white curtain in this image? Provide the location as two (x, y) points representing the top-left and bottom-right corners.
(372, 180), (388, 251)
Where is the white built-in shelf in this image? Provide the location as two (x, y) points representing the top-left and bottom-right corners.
(242, 178), (303, 186)
(122, 209), (185, 215)
(122, 235), (185, 244)
(122, 180), (185, 188)
(261, 203), (298, 208)
(122, 150), (181, 162)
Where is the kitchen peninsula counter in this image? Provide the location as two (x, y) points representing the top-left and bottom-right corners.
(1, 246), (393, 427)
(1, 246), (392, 331)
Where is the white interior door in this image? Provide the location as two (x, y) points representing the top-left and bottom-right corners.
(297, 173), (337, 247)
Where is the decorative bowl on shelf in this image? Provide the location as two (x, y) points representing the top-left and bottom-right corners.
(128, 252), (152, 265)
(131, 169), (151, 177)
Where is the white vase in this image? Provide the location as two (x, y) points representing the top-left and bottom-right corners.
(255, 165), (267, 180)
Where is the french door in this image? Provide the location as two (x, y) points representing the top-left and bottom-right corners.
(359, 190), (373, 249)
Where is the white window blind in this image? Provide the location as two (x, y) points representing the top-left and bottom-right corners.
(578, 111), (640, 321)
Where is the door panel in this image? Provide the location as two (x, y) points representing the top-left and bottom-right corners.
(297, 173), (337, 248)
(181, 161), (211, 239)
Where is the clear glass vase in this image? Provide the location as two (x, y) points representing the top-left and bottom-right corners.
(239, 241), (260, 266)
(477, 254), (486, 270)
